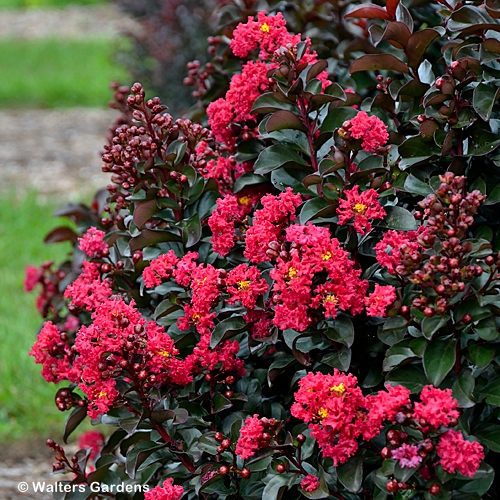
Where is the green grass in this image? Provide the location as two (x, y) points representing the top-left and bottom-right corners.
(0, 194), (76, 441)
(0, 38), (130, 108)
(0, 0), (105, 8)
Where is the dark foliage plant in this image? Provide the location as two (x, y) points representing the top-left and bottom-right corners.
(26, 0), (500, 498)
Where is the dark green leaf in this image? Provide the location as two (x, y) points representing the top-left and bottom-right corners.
(252, 92), (296, 114)
(129, 229), (182, 252)
(381, 206), (418, 230)
(472, 424), (500, 452)
(452, 370), (475, 408)
(261, 474), (296, 500)
(321, 107), (358, 133)
(210, 316), (247, 348)
(63, 405), (87, 443)
(386, 364), (428, 393)
(325, 315), (355, 347)
(299, 198), (334, 224)
(235, 139), (265, 163)
(403, 174), (434, 196)
(233, 173), (267, 193)
(213, 393), (233, 413)
(254, 144), (308, 175)
(126, 441), (164, 479)
(338, 454), (363, 493)
(421, 315), (448, 340)
(322, 345), (352, 371)
(468, 341), (495, 368)
(182, 213), (201, 248)
(383, 341), (418, 372)
(478, 379), (500, 406)
(423, 337), (456, 386)
(473, 83), (500, 122)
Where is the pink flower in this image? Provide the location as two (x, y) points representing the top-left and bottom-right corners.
(143, 250), (179, 288)
(78, 227), (108, 258)
(226, 264), (268, 309)
(235, 415), (268, 459)
(365, 284), (396, 317)
(391, 443), (422, 469)
(374, 230), (422, 275)
(437, 430), (484, 478)
(337, 185), (386, 235)
(24, 265), (41, 291)
(79, 431), (105, 461)
(230, 11), (300, 60)
(145, 478), (184, 500)
(413, 385), (460, 429)
(341, 111), (388, 152)
(244, 188), (302, 263)
(208, 195), (241, 256)
(206, 98), (235, 148)
(300, 474), (320, 492)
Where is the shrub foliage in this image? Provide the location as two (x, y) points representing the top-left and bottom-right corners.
(28, 0), (500, 498)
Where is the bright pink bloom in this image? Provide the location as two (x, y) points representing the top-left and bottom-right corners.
(235, 414), (268, 459)
(300, 475), (320, 492)
(143, 250), (179, 288)
(79, 431), (105, 461)
(337, 186), (386, 235)
(208, 195), (241, 256)
(226, 264), (268, 309)
(244, 188), (302, 263)
(226, 60), (270, 122)
(413, 385), (460, 428)
(342, 111), (388, 152)
(145, 478), (184, 500)
(64, 261), (112, 312)
(172, 252), (199, 287)
(207, 98), (235, 148)
(365, 284), (396, 317)
(392, 443), (422, 469)
(78, 227), (108, 258)
(230, 11), (300, 60)
(437, 430), (484, 478)
(29, 321), (79, 384)
(374, 230), (422, 275)
(24, 265), (41, 291)
(244, 309), (273, 339)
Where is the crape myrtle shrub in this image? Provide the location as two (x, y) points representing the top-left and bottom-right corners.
(26, 0), (500, 498)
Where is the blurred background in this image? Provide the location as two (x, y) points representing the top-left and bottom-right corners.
(0, 0), (216, 485)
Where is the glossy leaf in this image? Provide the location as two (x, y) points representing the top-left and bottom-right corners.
(254, 144), (308, 175)
(350, 54), (410, 75)
(210, 316), (246, 348)
(407, 29), (441, 68)
(423, 337), (456, 386)
(182, 213), (201, 248)
(338, 454), (363, 493)
(344, 5), (391, 21)
(252, 92), (296, 114)
(473, 83), (500, 122)
(266, 110), (306, 133)
(381, 206), (417, 230)
(63, 405), (87, 443)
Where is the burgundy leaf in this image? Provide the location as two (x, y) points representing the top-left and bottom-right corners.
(386, 0), (400, 19)
(407, 29), (441, 68)
(266, 110), (306, 133)
(44, 226), (79, 245)
(350, 54), (409, 74)
(344, 5), (391, 21)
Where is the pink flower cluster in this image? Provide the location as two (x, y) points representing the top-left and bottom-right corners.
(337, 185), (386, 235)
(374, 229), (423, 275)
(235, 414), (268, 459)
(78, 430), (105, 462)
(300, 474), (320, 492)
(143, 251), (247, 379)
(244, 188), (302, 263)
(145, 478), (183, 500)
(340, 111), (389, 152)
(291, 371), (409, 465)
(437, 430), (484, 478)
(208, 195), (243, 256)
(291, 372), (483, 475)
(78, 227), (108, 258)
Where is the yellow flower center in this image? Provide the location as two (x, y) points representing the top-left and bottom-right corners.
(237, 280), (251, 290)
(98, 391), (107, 399)
(318, 407), (329, 419)
(239, 195), (251, 205)
(260, 23), (270, 33)
(330, 383), (346, 396)
(323, 294), (339, 305)
(158, 350), (170, 357)
(287, 267), (298, 279)
(322, 251), (332, 261)
(192, 313), (201, 322)
(353, 203), (367, 214)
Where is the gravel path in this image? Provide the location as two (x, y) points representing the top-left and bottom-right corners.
(0, 3), (140, 39)
(1, 108), (118, 199)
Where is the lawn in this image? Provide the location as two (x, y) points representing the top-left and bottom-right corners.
(0, 195), (77, 441)
(0, 38), (130, 108)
